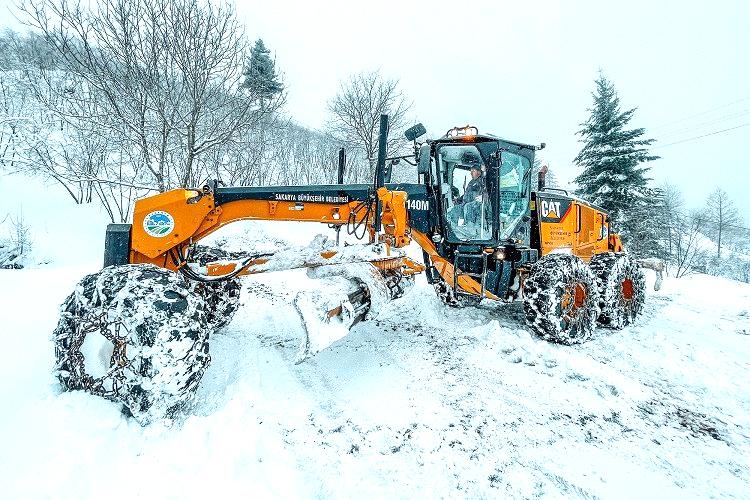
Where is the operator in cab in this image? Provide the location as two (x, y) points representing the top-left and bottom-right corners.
(448, 160), (487, 229)
(458, 163), (486, 224)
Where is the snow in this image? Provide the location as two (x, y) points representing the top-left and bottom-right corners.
(1, 173), (750, 498)
(0, 173), (111, 268)
(80, 328), (114, 379)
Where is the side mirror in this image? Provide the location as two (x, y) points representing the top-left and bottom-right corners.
(405, 123), (426, 141)
(417, 144), (431, 175)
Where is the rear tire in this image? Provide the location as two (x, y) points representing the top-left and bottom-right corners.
(53, 264), (210, 425)
(589, 252), (646, 328)
(523, 254), (599, 344)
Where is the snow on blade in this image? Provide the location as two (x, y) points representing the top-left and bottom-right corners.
(295, 263), (394, 362)
(293, 276), (362, 362)
(264, 235), (400, 272)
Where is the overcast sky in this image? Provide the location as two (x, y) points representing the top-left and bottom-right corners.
(3, 0), (749, 217)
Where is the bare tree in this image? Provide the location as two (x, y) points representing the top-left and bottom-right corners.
(327, 71), (411, 182)
(18, 0), (283, 191)
(705, 187), (741, 259)
(660, 182), (683, 260)
(672, 210), (708, 278)
(0, 70), (36, 172)
(205, 117), (345, 188)
(9, 207), (32, 258)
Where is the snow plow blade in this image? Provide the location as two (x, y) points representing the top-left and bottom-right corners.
(187, 239), (418, 361)
(293, 261), (410, 362)
(293, 275), (371, 362)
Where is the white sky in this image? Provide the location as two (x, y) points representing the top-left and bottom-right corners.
(3, 0), (749, 217)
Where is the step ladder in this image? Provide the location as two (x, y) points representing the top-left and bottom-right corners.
(452, 249), (488, 300)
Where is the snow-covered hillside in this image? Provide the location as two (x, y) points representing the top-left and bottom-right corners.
(1, 174), (749, 499)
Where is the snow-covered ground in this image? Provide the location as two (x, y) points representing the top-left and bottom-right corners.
(1, 174), (749, 499)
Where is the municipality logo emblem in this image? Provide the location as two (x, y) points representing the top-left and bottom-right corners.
(143, 211), (174, 237)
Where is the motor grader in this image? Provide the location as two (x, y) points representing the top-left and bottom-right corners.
(53, 115), (645, 424)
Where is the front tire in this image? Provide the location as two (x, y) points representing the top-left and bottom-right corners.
(189, 245), (243, 331)
(589, 252), (646, 328)
(523, 254), (599, 344)
(53, 264), (210, 425)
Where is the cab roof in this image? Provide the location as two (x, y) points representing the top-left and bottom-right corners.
(432, 132), (542, 152)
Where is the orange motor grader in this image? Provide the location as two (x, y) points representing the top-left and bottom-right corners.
(53, 116), (645, 424)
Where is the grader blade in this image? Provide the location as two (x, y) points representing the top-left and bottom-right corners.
(293, 261), (402, 362)
(293, 276), (370, 362)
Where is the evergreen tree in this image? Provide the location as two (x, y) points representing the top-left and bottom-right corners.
(574, 73), (658, 249)
(626, 186), (669, 259)
(242, 39), (283, 101)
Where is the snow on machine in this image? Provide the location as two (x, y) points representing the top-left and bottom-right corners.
(53, 116), (646, 423)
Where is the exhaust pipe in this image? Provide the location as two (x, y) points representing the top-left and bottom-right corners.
(537, 165), (548, 192)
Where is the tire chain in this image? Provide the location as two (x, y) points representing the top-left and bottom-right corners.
(55, 298), (132, 402)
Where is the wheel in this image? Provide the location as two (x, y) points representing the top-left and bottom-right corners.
(589, 252), (646, 328)
(190, 279), (242, 331)
(189, 245), (243, 330)
(523, 253), (599, 344)
(53, 264), (210, 425)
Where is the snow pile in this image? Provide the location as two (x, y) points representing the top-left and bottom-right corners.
(0, 237), (24, 268)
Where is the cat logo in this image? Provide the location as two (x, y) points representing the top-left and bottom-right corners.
(538, 197), (572, 223)
(540, 200), (561, 219)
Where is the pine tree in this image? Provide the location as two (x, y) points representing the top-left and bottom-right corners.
(627, 186), (668, 259)
(574, 73), (658, 248)
(242, 39), (283, 101)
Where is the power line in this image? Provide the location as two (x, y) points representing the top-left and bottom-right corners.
(653, 122), (750, 149)
(651, 95), (750, 131)
(654, 108), (750, 140)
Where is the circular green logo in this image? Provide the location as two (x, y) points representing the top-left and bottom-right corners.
(143, 211), (174, 238)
